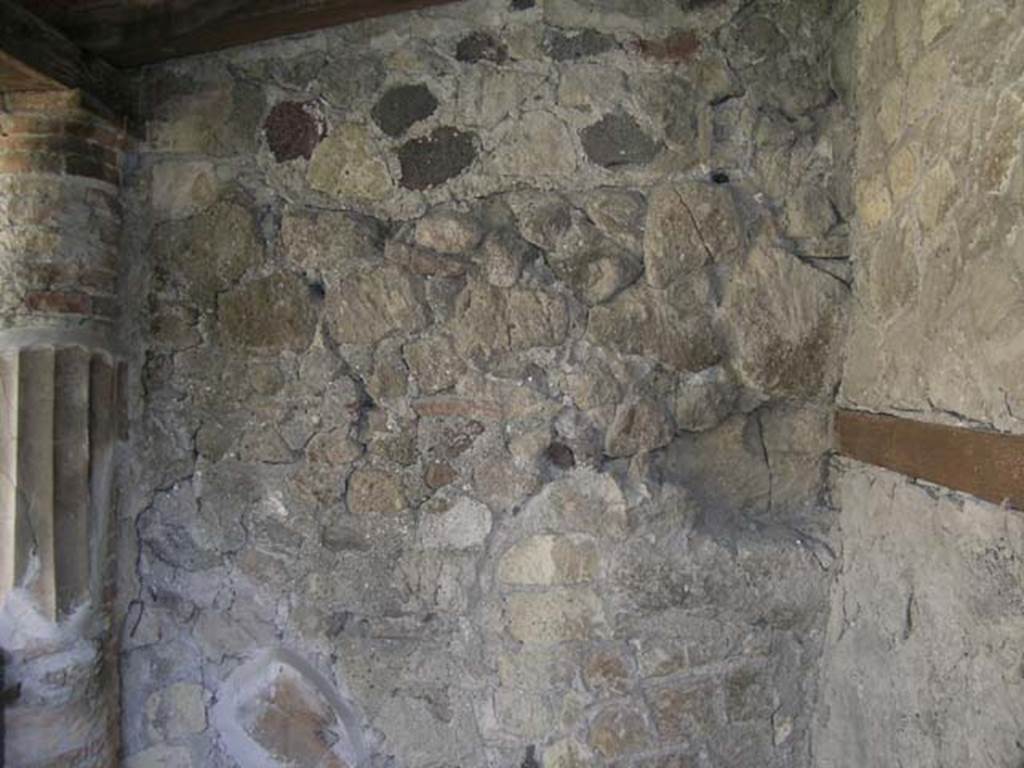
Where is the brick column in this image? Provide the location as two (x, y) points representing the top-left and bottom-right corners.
(0, 90), (125, 767)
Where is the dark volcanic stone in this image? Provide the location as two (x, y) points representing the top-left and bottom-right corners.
(398, 127), (477, 190)
(581, 112), (661, 168)
(263, 101), (325, 162)
(543, 29), (617, 61)
(371, 83), (439, 138)
(546, 442), (576, 469)
(455, 31), (509, 64)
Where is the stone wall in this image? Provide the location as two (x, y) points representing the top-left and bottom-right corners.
(814, 0), (1024, 763)
(119, 1), (852, 766)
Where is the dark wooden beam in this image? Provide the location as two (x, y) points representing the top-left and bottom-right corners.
(0, 1), (132, 124)
(38, 0), (463, 68)
(836, 409), (1024, 510)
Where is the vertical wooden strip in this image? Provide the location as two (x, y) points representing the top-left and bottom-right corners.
(53, 347), (91, 618)
(836, 409), (1024, 510)
(0, 350), (18, 600)
(88, 354), (114, 610)
(16, 347), (56, 618)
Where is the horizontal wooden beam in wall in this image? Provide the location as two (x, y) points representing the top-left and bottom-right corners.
(836, 409), (1024, 510)
(42, 0), (464, 68)
(0, 0), (132, 124)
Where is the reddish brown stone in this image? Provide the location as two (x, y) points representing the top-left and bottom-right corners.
(424, 460), (457, 489)
(632, 30), (702, 62)
(25, 290), (92, 315)
(264, 101), (326, 162)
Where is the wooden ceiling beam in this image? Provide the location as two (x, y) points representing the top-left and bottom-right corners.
(836, 409), (1024, 510)
(0, 1), (133, 125)
(54, 0), (464, 68)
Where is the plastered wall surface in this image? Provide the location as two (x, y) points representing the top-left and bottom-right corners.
(116, 1), (854, 766)
(814, 0), (1024, 764)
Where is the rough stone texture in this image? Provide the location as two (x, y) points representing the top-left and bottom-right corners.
(218, 273), (319, 351)
(307, 123), (392, 201)
(120, 3), (854, 767)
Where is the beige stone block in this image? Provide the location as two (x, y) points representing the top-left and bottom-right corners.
(543, 738), (590, 768)
(887, 143), (919, 203)
(506, 588), (606, 644)
(921, 0), (961, 45)
(876, 79), (904, 146)
(346, 467), (406, 515)
(491, 111), (577, 177)
(125, 746), (193, 768)
(906, 49), (951, 127)
(916, 159), (957, 230)
(588, 702), (652, 759)
(859, 0), (891, 47)
(856, 174), (893, 230)
(145, 683), (208, 742)
(307, 123), (392, 201)
(498, 534), (600, 585)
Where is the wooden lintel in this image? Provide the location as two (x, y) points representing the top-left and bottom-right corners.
(836, 409), (1024, 510)
(0, 0), (133, 126)
(72, 0), (464, 68)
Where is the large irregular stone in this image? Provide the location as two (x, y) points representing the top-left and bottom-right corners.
(645, 184), (743, 287)
(605, 397), (675, 457)
(655, 415), (770, 522)
(414, 209), (483, 254)
(398, 127), (478, 190)
(319, 56), (385, 109)
(587, 283), (719, 371)
(371, 83), (438, 137)
(218, 273), (318, 351)
(650, 681), (717, 741)
(498, 534), (600, 585)
(506, 288), (570, 349)
(545, 209), (643, 305)
(588, 703), (652, 759)
(515, 469), (630, 541)
(163, 196), (264, 305)
(403, 334), (465, 394)
(722, 244), (844, 398)
(418, 497), (492, 549)
(479, 228), (534, 287)
(581, 112), (661, 168)
(506, 588), (606, 643)
(347, 467), (406, 515)
(492, 111), (577, 177)
(279, 208), (383, 279)
(449, 280), (569, 364)
(672, 367), (738, 432)
(582, 188), (647, 252)
(325, 264), (427, 345)
(307, 123), (392, 201)
(145, 683), (207, 742)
